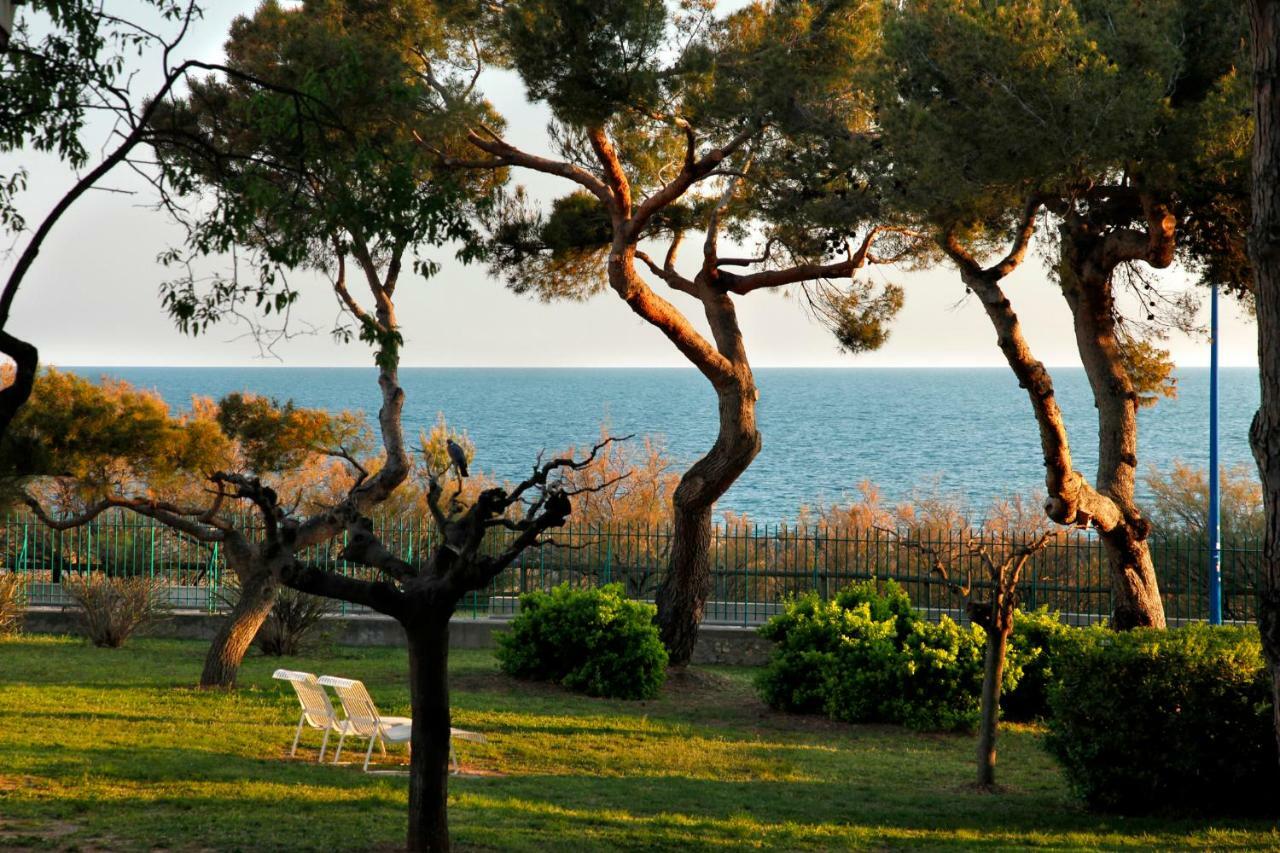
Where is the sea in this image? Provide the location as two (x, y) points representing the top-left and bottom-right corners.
(63, 366), (1260, 521)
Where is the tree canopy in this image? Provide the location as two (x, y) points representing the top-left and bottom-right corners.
(151, 0), (502, 356)
(882, 0), (1251, 298)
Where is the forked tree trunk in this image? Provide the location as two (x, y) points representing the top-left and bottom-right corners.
(976, 622), (1010, 788)
(200, 563), (277, 689)
(657, 372), (760, 666)
(1248, 0), (1280, 765)
(1060, 238), (1166, 629)
(405, 611), (454, 853)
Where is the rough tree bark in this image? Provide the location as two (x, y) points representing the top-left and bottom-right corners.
(1247, 0), (1280, 764)
(944, 199), (1166, 630)
(199, 546), (276, 689)
(405, 608), (454, 853)
(1057, 206), (1172, 629)
(974, 612), (1011, 788)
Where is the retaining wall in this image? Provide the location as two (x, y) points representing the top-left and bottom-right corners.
(20, 608), (774, 666)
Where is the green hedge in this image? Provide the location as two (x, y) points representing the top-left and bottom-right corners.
(1001, 606), (1073, 721)
(756, 581), (1031, 731)
(496, 583), (668, 700)
(1044, 624), (1278, 814)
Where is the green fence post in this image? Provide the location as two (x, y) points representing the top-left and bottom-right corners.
(208, 542), (219, 613)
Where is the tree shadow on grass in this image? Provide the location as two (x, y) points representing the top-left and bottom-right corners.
(10, 745), (1276, 852)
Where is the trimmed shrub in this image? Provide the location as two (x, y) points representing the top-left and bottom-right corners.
(0, 572), (25, 637)
(497, 583), (668, 700)
(757, 580), (1021, 731)
(256, 587), (334, 656)
(1044, 624), (1278, 814)
(889, 616), (995, 731)
(62, 574), (169, 648)
(1003, 606), (1073, 720)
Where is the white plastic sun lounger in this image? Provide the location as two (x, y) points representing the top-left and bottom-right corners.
(316, 675), (487, 774)
(272, 669), (352, 762)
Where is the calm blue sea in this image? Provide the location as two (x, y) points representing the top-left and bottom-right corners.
(63, 366), (1260, 520)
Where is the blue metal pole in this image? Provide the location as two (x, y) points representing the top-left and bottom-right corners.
(1208, 280), (1223, 625)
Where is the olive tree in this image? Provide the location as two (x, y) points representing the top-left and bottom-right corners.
(881, 0), (1250, 628)
(280, 437), (623, 852)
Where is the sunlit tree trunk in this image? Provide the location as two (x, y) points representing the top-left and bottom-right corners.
(654, 288), (760, 666)
(200, 549), (276, 689)
(1059, 234), (1166, 629)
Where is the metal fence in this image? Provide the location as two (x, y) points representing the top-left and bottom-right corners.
(2, 511), (1263, 626)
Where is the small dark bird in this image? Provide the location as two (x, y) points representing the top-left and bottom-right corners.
(543, 487), (571, 525)
(446, 438), (469, 478)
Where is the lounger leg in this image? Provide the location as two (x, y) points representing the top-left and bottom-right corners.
(363, 736), (377, 772)
(319, 728), (331, 763)
(290, 713), (306, 757)
(333, 731), (347, 764)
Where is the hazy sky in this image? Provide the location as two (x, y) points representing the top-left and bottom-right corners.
(2, 1), (1259, 369)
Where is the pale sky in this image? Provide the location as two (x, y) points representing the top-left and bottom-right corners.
(2, 1), (1260, 370)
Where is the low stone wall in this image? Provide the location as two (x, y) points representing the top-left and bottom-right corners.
(21, 608), (773, 666)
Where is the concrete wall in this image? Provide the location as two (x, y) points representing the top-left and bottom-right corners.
(21, 608), (774, 666)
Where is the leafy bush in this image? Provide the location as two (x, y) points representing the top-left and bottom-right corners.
(1044, 624), (1278, 814)
(0, 572), (25, 637)
(1003, 607), (1072, 720)
(256, 587), (334, 656)
(888, 617), (995, 731)
(497, 583), (668, 700)
(757, 581), (1020, 731)
(62, 574), (169, 648)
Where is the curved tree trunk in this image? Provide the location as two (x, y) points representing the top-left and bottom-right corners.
(1096, 532), (1164, 630)
(952, 226), (1165, 631)
(1247, 0), (1280, 765)
(1059, 235), (1166, 629)
(656, 386), (760, 664)
(0, 332), (37, 442)
(200, 560), (277, 689)
(405, 611), (453, 853)
(656, 291), (760, 666)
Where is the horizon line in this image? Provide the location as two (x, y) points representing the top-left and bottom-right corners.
(53, 362), (1262, 370)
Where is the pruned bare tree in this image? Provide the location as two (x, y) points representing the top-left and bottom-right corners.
(886, 525), (1064, 788)
(278, 435), (628, 853)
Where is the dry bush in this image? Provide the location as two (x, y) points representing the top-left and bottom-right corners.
(256, 587), (334, 656)
(551, 431), (679, 527)
(62, 574), (169, 648)
(1145, 460), (1263, 540)
(0, 572), (25, 636)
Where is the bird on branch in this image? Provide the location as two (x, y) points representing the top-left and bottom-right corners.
(446, 438), (469, 478)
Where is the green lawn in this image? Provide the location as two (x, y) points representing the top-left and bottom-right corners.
(0, 635), (1275, 851)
